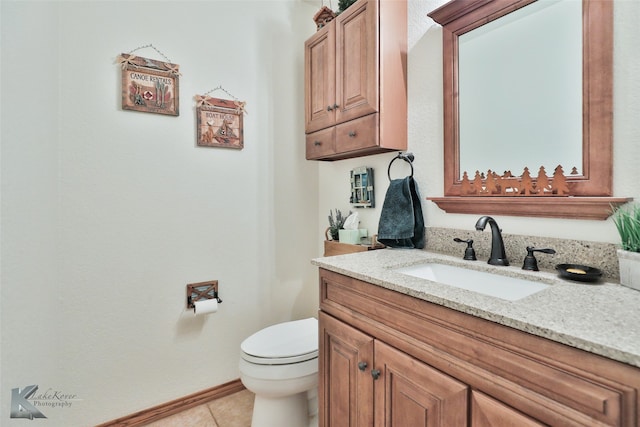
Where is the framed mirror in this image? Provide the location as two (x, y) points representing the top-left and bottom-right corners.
(427, 0), (630, 219)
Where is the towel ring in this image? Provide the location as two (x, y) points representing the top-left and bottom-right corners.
(387, 152), (415, 181)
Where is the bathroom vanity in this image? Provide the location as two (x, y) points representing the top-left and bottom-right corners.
(313, 250), (640, 426)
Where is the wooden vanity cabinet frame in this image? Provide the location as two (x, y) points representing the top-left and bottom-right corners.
(319, 268), (640, 426)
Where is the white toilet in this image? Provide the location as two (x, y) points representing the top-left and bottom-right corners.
(239, 317), (319, 427)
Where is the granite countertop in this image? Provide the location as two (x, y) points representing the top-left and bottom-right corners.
(312, 249), (640, 368)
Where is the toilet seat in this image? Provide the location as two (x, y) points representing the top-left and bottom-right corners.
(241, 317), (318, 366)
(241, 350), (318, 365)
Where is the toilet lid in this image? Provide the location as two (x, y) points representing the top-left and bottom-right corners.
(241, 317), (318, 362)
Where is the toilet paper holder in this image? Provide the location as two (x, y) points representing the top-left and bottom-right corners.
(186, 280), (222, 309)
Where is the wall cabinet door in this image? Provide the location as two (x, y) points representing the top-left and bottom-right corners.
(334, 0), (378, 125)
(304, 23), (335, 134)
(304, 1), (377, 135)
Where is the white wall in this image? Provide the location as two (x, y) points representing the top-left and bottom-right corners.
(1, 1), (319, 425)
(3, 0), (639, 425)
(319, 0), (640, 245)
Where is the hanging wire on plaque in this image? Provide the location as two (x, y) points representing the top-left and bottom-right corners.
(116, 44), (181, 76)
(194, 86), (247, 115)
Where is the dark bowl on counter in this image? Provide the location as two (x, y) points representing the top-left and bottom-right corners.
(555, 264), (603, 283)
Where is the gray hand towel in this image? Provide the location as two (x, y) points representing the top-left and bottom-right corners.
(377, 177), (425, 249)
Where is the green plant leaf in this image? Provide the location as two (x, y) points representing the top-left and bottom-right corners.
(613, 203), (640, 252)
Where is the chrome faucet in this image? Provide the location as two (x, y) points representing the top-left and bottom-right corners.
(475, 216), (509, 266)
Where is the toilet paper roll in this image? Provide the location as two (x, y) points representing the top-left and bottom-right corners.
(193, 299), (218, 316)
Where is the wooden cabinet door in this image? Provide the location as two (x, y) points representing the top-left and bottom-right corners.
(319, 312), (374, 427)
(305, 22), (336, 133)
(335, 0), (378, 125)
(471, 391), (547, 427)
(374, 341), (468, 427)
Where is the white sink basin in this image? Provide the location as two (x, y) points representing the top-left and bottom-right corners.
(394, 262), (549, 301)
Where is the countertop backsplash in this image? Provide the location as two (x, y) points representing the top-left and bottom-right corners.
(425, 227), (620, 281)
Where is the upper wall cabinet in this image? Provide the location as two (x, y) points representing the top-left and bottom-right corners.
(304, 0), (407, 161)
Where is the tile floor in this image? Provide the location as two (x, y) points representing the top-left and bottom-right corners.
(143, 389), (254, 427)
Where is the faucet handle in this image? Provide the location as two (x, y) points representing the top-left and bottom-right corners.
(522, 246), (556, 271)
(454, 238), (477, 261)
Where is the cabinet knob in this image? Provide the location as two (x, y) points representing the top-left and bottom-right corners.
(358, 361), (368, 371)
(314, 141), (322, 146)
(327, 105), (333, 111)
(348, 131), (357, 138)
(333, 103), (339, 109)
(371, 369), (381, 380)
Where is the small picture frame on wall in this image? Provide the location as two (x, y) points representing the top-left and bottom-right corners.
(195, 96), (244, 149)
(119, 54), (180, 116)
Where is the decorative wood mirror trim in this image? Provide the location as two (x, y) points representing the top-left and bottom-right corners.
(427, 0), (631, 219)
